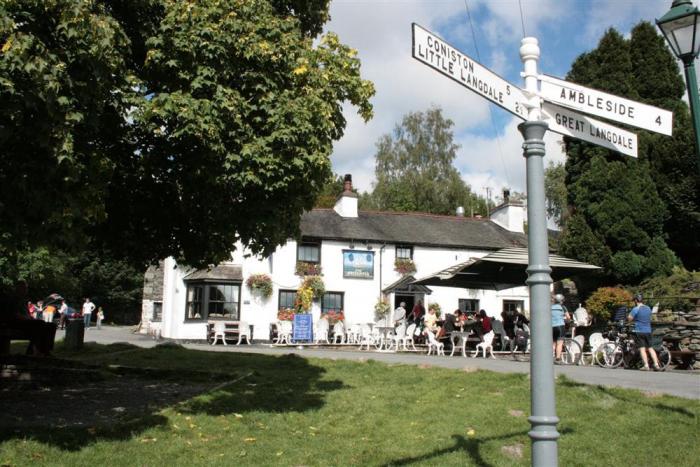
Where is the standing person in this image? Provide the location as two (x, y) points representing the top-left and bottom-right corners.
(43, 302), (56, 324)
(96, 307), (105, 330)
(551, 294), (570, 364)
(35, 300), (44, 321)
(410, 299), (425, 324)
(26, 301), (36, 319)
(58, 300), (68, 330)
(393, 302), (406, 327)
(628, 293), (661, 371)
(82, 297), (95, 330)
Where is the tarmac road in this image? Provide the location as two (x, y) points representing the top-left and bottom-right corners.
(69, 325), (700, 400)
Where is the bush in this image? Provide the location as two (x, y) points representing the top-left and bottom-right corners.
(585, 287), (633, 321)
(637, 267), (700, 312)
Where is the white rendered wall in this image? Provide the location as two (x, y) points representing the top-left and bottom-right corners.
(490, 204), (525, 234)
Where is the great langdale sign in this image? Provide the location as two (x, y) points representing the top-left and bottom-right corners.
(542, 101), (638, 157)
(412, 23), (528, 120)
(540, 74), (673, 136)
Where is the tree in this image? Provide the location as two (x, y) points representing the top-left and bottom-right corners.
(559, 25), (686, 285)
(367, 106), (482, 215)
(544, 161), (567, 228)
(0, 0), (374, 272)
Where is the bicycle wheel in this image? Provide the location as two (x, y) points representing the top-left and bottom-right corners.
(656, 346), (671, 371)
(560, 339), (582, 365)
(600, 342), (624, 368)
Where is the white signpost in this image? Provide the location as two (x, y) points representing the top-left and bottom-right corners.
(412, 23), (528, 120)
(542, 101), (639, 157)
(540, 74), (673, 136)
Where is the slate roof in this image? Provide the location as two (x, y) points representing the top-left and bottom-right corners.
(183, 264), (243, 282)
(299, 209), (527, 251)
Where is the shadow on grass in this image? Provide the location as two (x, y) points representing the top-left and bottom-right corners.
(382, 427), (574, 467)
(0, 345), (344, 451)
(558, 376), (696, 418)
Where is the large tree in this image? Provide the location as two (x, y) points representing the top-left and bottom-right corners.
(366, 106), (482, 215)
(0, 0), (374, 273)
(559, 25), (695, 285)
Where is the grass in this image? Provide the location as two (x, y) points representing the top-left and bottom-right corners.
(1, 343), (698, 466)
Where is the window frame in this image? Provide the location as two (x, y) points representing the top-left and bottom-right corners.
(152, 301), (163, 322)
(296, 240), (321, 264)
(321, 291), (344, 314)
(396, 245), (413, 260)
(458, 299), (479, 314)
(184, 281), (241, 322)
(502, 300), (525, 316)
(278, 289), (298, 312)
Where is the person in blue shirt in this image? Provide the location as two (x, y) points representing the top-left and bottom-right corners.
(628, 293), (661, 371)
(551, 294), (570, 364)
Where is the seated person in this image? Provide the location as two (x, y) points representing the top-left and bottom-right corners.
(424, 306), (439, 334)
(475, 309), (492, 340)
(438, 310), (462, 349)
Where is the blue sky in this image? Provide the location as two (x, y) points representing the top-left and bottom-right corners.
(324, 0), (685, 198)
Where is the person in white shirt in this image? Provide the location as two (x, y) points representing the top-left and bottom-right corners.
(82, 298), (95, 329)
(393, 302), (406, 327)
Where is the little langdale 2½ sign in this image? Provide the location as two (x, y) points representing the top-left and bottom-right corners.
(411, 23), (673, 158)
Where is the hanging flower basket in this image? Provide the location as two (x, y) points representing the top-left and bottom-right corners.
(374, 298), (390, 317)
(296, 261), (322, 276)
(394, 258), (417, 276)
(246, 273), (273, 299)
(302, 275), (325, 300)
(277, 308), (295, 321)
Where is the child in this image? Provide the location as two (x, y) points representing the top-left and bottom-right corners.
(96, 307), (105, 330)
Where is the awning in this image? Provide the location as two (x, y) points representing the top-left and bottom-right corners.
(383, 275), (432, 295)
(183, 264), (243, 282)
(412, 247), (601, 291)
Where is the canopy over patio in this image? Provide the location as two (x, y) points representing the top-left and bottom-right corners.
(412, 247), (601, 291)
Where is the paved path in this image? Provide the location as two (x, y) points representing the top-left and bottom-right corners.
(72, 326), (700, 400)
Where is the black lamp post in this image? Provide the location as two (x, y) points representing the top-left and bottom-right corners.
(657, 0), (700, 169)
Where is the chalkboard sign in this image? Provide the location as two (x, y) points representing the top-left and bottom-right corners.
(292, 314), (313, 343)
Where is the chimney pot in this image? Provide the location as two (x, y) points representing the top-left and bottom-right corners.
(343, 174), (353, 192)
(503, 188), (510, 203)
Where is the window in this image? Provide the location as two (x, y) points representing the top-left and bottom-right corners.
(458, 299), (479, 313)
(297, 241), (320, 263)
(396, 245), (413, 260)
(503, 300), (525, 316)
(322, 292), (344, 314)
(278, 289), (297, 311)
(152, 302), (163, 322)
(185, 282), (241, 321)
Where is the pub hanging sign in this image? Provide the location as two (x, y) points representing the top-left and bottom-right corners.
(343, 250), (374, 279)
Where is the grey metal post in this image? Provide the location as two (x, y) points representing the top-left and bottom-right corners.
(519, 37), (559, 466)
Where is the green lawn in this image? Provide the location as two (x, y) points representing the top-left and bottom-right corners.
(1, 343), (698, 466)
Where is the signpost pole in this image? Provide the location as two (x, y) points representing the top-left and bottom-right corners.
(518, 37), (559, 467)
(682, 58), (700, 168)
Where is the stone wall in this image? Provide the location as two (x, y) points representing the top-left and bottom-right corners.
(661, 308), (700, 369)
(141, 261), (165, 330)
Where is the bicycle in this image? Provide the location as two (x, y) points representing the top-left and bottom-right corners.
(595, 325), (671, 370)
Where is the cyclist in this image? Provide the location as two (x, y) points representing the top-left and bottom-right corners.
(551, 294), (570, 364)
(628, 293), (661, 371)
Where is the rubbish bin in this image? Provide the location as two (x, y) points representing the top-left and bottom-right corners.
(64, 318), (85, 350)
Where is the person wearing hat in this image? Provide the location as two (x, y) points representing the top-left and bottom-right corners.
(628, 293), (661, 371)
(551, 294), (570, 364)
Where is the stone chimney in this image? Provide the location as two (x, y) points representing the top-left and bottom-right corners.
(333, 174), (358, 218)
(490, 189), (525, 233)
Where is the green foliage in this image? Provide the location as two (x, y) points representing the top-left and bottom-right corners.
(301, 275), (325, 300)
(0, 0), (374, 270)
(245, 273), (273, 299)
(637, 267), (700, 312)
(374, 298), (390, 316)
(365, 106), (484, 215)
(544, 161), (567, 227)
(585, 287), (633, 321)
(560, 23), (687, 286)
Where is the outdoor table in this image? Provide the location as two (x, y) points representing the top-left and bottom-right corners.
(449, 331), (473, 357)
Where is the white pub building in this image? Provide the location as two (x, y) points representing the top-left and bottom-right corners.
(141, 175), (531, 341)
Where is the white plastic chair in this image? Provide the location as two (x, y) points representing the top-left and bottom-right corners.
(426, 330), (444, 356)
(236, 322), (251, 345)
(211, 321), (228, 346)
(346, 324), (361, 344)
(358, 324), (375, 350)
(277, 321), (293, 345)
(588, 332), (607, 366)
(571, 335), (585, 365)
(473, 331), (495, 359)
(402, 323), (418, 351)
(314, 319), (330, 344)
(388, 324), (406, 350)
(332, 322), (346, 344)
